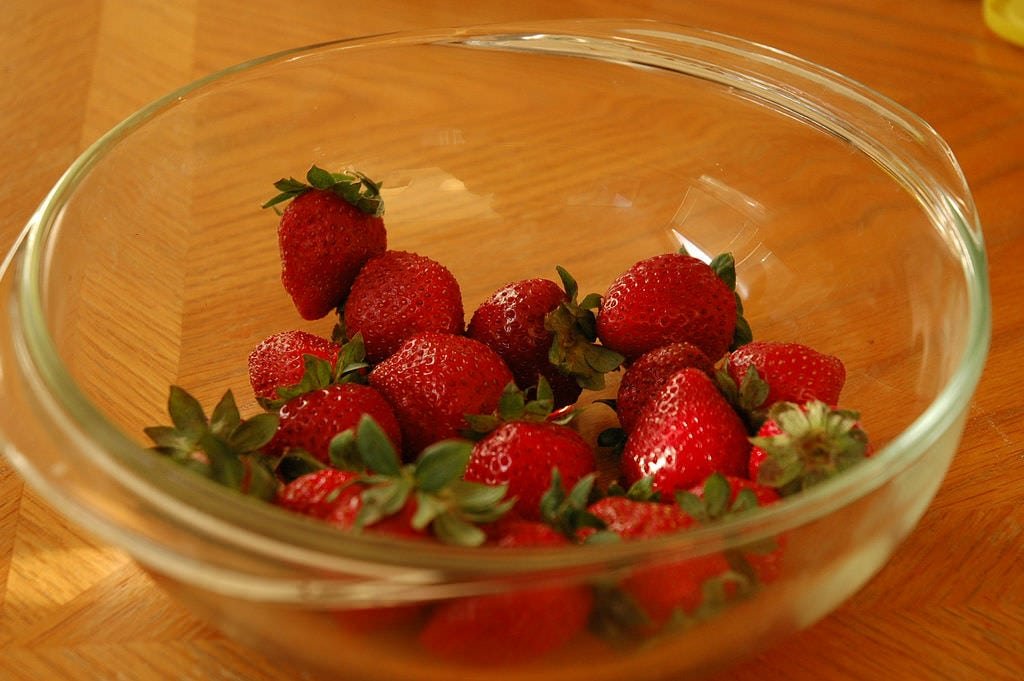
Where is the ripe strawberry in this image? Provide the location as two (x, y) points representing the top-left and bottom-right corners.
(719, 340), (846, 421)
(265, 166), (386, 320)
(622, 367), (750, 497)
(369, 332), (513, 456)
(585, 496), (736, 635)
(341, 250), (464, 363)
(276, 467), (360, 519)
(748, 400), (871, 494)
(278, 416), (513, 546)
(247, 330), (340, 404)
(596, 250), (750, 363)
(678, 473), (785, 588)
(614, 341), (714, 433)
(145, 386), (280, 500)
(467, 267), (623, 407)
(417, 520), (593, 664)
(461, 379), (595, 521)
(464, 420), (595, 521)
(262, 383), (403, 463)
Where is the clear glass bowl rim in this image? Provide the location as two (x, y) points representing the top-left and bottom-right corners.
(5, 18), (992, 578)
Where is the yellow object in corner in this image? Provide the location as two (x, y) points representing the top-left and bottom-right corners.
(985, 0), (1024, 46)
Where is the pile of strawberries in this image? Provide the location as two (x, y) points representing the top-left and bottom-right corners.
(146, 166), (871, 661)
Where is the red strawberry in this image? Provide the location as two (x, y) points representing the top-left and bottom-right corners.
(467, 268), (623, 407)
(720, 340), (846, 416)
(262, 383), (402, 463)
(748, 400), (871, 494)
(585, 494), (695, 538)
(615, 341), (714, 433)
(342, 250), (464, 363)
(418, 520), (592, 664)
(468, 276), (580, 405)
(622, 367), (750, 497)
(678, 473), (785, 588)
(369, 332), (513, 456)
(276, 467), (360, 519)
(585, 496), (734, 635)
(464, 420), (595, 521)
(596, 250), (749, 363)
(265, 166), (387, 320)
(279, 416), (513, 546)
(247, 330), (340, 403)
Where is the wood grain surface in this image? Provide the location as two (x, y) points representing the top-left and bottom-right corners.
(2, 1), (1023, 680)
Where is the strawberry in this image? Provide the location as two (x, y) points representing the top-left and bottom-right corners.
(467, 267), (623, 407)
(718, 340), (846, 424)
(369, 332), (514, 456)
(145, 386), (280, 499)
(614, 341), (714, 434)
(585, 496), (738, 636)
(278, 416), (512, 546)
(265, 166), (386, 320)
(276, 467), (360, 519)
(341, 250), (464, 363)
(677, 473), (785, 590)
(748, 400), (871, 494)
(464, 420), (595, 521)
(262, 382), (403, 463)
(621, 367), (750, 497)
(247, 330), (341, 404)
(461, 379), (596, 521)
(253, 333), (371, 411)
(596, 250), (750, 363)
(417, 519), (593, 664)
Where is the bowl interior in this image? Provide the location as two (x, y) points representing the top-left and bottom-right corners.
(18, 22), (986, 569)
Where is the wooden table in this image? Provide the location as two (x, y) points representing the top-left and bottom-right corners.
(2, 2), (1022, 679)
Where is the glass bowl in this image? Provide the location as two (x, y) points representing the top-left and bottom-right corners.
(0, 19), (990, 681)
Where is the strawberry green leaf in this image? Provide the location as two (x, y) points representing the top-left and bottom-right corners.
(209, 390), (242, 440)
(199, 431), (244, 489)
(327, 429), (362, 471)
(411, 492), (447, 531)
(545, 266), (623, 391)
(355, 415), (401, 476)
(701, 472), (731, 518)
(263, 165), (384, 216)
(143, 425), (191, 453)
(555, 265), (578, 302)
(751, 401), (869, 492)
(582, 530), (624, 545)
(532, 376), (555, 408)
(432, 512), (487, 547)
(540, 470), (606, 538)
(306, 165), (336, 189)
(623, 476), (659, 502)
(168, 385), (208, 435)
(675, 490), (707, 522)
(730, 487), (760, 514)
(448, 480), (512, 517)
(497, 381), (527, 421)
(413, 440), (473, 494)
(461, 414), (500, 438)
(229, 412), (280, 452)
(710, 252), (737, 290)
(357, 478), (412, 528)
